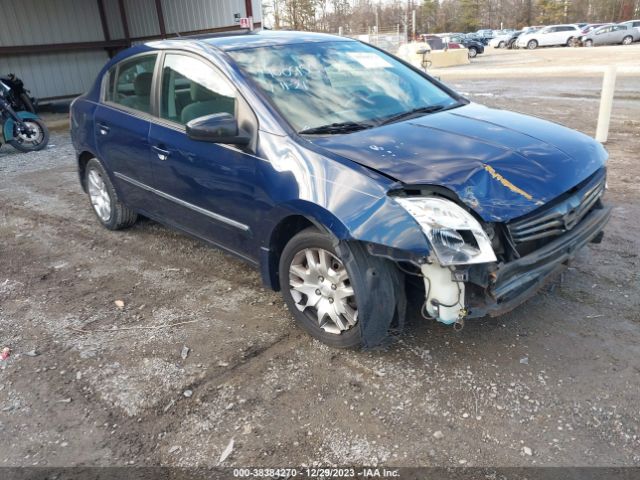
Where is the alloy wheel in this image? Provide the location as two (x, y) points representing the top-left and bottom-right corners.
(288, 247), (358, 335)
(87, 169), (112, 222)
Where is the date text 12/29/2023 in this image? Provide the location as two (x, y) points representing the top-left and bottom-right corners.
(233, 467), (401, 477)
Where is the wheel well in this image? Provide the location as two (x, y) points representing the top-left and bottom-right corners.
(266, 215), (316, 291)
(78, 151), (94, 192)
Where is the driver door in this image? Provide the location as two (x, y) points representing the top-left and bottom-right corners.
(147, 52), (259, 258)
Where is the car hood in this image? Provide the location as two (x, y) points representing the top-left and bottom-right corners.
(309, 103), (607, 222)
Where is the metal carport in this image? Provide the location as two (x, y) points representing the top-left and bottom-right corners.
(0, 0), (262, 102)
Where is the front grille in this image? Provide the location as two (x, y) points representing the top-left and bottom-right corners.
(507, 168), (606, 244)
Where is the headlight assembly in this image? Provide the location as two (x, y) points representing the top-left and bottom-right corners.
(395, 197), (497, 266)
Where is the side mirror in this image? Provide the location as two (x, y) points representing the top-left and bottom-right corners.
(186, 113), (249, 146)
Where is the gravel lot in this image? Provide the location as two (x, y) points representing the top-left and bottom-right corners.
(1, 52), (639, 469)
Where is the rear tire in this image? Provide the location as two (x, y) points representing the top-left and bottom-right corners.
(85, 158), (137, 230)
(622, 36), (633, 45)
(498, 41), (505, 48)
(527, 39), (538, 49)
(468, 46), (478, 58)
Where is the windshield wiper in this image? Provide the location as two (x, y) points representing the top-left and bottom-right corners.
(298, 121), (374, 135)
(378, 103), (460, 126)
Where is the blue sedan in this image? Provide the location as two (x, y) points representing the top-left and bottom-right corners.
(70, 30), (610, 348)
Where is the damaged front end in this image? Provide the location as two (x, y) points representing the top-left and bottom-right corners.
(385, 167), (611, 328)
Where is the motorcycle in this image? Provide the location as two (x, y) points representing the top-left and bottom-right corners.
(0, 80), (49, 152)
(0, 73), (37, 114)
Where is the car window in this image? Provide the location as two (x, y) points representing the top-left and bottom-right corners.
(105, 67), (116, 102)
(160, 53), (236, 125)
(109, 54), (157, 114)
(229, 41), (457, 133)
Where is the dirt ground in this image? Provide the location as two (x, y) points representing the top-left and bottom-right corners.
(1, 50), (639, 470)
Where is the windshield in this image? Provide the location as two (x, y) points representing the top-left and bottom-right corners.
(228, 40), (458, 133)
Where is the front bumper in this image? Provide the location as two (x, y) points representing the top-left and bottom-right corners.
(469, 204), (612, 317)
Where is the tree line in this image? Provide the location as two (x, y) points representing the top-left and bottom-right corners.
(263, 0), (640, 34)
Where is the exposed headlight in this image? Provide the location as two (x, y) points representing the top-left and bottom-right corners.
(395, 197), (497, 266)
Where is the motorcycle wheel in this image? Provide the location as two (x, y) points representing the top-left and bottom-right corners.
(8, 118), (49, 152)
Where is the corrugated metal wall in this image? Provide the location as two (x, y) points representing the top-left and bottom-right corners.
(0, 0), (258, 100)
(161, 0), (259, 34)
(3, 51), (110, 100)
(0, 0), (104, 46)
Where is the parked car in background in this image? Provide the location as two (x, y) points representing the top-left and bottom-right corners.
(505, 30), (528, 48)
(445, 34), (485, 57)
(70, 30), (610, 348)
(517, 24), (581, 49)
(476, 29), (494, 40)
(522, 25), (545, 34)
(489, 33), (512, 48)
(619, 19), (640, 38)
(461, 33), (485, 45)
(581, 23), (610, 34)
(580, 24), (640, 46)
(420, 34), (462, 50)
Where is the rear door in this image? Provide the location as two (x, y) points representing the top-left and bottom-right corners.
(557, 26), (575, 45)
(147, 52), (259, 258)
(594, 26), (612, 45)
(94, 53), (158, 207)
(611, 25), (628, 43)
(541, 27), (558, 45)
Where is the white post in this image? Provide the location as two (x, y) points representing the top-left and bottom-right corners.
(595, 65), (617, 143)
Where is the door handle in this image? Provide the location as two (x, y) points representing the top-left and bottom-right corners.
(152, 145), (170, 161)
(98, 124), (110, 136)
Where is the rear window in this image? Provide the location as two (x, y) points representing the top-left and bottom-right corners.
(105, 54), (158, 114)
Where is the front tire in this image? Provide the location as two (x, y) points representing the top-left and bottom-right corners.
(498, 41), (505, 48)
(279, 228), (402, 349)
(622, 36), (633, 45)
(19, 93), (37, 113)
(527, 39), (538, 49)
(584, 39), (594, 47)
(468, 46), (478, 58)
(7, 118), (48, 152)
(85, 158), (137, 230)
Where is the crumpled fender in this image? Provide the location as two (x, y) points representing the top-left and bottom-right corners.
(3, 111), (40, 141)
(256, 133), (432, 276)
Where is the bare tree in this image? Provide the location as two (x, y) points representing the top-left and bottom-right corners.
(263, 0), (639, 34)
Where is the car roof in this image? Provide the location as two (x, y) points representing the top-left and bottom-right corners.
(174, 29), (352, 52)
